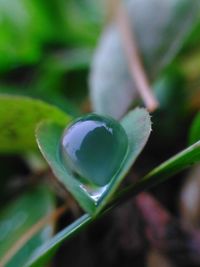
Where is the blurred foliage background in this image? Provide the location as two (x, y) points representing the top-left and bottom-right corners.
(0, 0), (105, 116)
(1, 0), (200, 267)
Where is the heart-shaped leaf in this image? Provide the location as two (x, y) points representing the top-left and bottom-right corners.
(0, 186), (55, 267)
(36, 108), (151, 215)
(0, 95), (71, 153)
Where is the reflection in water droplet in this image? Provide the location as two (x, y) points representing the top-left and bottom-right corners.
(80, 184), (108, 203)
(60, 114), (128, 189)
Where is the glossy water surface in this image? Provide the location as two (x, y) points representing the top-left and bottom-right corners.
(60, 114), (128, 186)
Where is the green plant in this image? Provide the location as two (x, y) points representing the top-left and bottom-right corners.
(1, 1), (200, 267)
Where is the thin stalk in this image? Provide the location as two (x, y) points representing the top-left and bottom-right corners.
(109, 141), (200, 210)
(113, 0), (159, 112)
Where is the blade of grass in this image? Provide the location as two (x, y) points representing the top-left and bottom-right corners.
(111, 140), (200, 207)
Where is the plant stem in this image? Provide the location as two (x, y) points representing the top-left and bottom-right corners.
(114, 0), (159, 112)
(108, 141), (200, 210)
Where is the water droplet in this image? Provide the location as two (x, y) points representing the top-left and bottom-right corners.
(60, 114), (128, 187)
(80, 184), (108, 202)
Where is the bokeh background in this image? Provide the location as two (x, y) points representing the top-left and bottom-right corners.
(1, 1), (200, 267)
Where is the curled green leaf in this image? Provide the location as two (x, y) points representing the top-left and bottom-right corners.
(36, 108), (151, 215)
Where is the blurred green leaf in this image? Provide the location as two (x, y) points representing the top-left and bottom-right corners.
(0, 0), (104, 70)
(0, 95), (71, 153)
(32, 48), (93, 114)
(181, 19), (200, 51)
(36, 108), (151, 214)
(57, 0), (104, 46)
(189, 112), (200, 144)
(0, 84), (80, 117)
(40, 48), (93, 74)
(0, 48), (93, 116)
(90, 0), (200, 119)
(0, 185), (55, 267)
(0, 0), (56, 70)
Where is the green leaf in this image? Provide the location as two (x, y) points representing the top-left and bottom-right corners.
(0, 0), (55, 70)
(0, 186), (55, 267)
(36, 108), (151, 214)
(90, 0), (200, 119)
(0, 0), (103, 70)
(57, 0), (104, 46)
(189, 112), (200, 144)
(0, 95), (71, 153)
(42, 48), (93, 73)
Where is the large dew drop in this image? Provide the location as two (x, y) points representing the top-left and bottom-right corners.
(60, 114), (128, 187)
